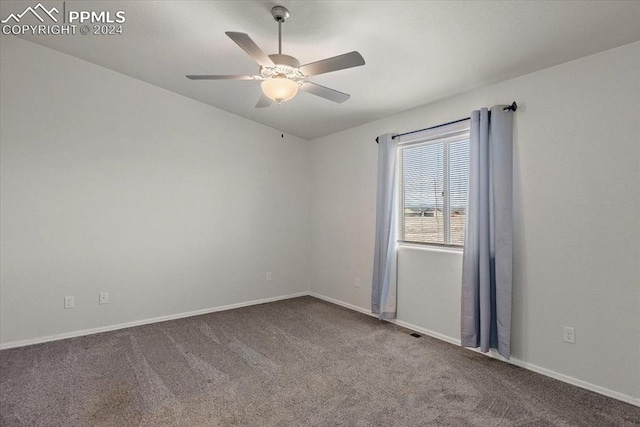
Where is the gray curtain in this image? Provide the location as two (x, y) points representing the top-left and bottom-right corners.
(461, 106), (514, 359)
(372, 134), (398, 319)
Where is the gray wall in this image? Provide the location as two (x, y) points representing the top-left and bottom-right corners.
(309, 41), (640, 402)
(0, 37), (310, 345)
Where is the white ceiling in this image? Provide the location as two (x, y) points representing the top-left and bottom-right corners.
(3, 1), (640, 140)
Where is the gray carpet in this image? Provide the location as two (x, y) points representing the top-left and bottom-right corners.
(1, 296), (638, 426)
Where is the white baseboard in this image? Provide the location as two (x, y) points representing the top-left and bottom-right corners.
(0, 291), (310, 350)
(310, 292), (375, 317)
(506, 357), (639, 407)
(308, 292), (640, 407)
(309, 292), (461, 347)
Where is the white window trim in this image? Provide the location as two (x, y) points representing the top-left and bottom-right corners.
(397, 241), (464, 254)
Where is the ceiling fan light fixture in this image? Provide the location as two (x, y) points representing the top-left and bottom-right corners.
(261, 75), (299, 103)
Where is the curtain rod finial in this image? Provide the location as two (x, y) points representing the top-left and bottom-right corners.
(504, 101), (517, 112)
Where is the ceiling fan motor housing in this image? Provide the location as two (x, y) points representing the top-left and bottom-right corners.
(268, 54), (299, 68)
(260, 54), (304, 79)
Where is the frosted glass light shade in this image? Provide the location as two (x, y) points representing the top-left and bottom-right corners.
(261, 76), (298, 103)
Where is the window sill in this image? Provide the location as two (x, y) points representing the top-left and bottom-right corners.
(397, 242), (464, 255)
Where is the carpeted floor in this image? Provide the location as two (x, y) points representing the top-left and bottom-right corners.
(1, 296), (638, 426)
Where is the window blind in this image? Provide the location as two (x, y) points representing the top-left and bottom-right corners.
(398, 120), (470, 247)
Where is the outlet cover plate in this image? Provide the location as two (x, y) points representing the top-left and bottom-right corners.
(563, 326), (575, 344)
(64, 296), (74, 309)
(99, 292), (109, 305)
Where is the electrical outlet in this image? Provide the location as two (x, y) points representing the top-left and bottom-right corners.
(563, 326), (575, 344)
(266, 272), (272, 282)
(355, 277), (361, 288)
(99, 292), (109, 305)
(64, 296), (74, 309)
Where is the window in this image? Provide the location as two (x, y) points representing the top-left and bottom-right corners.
(397, 120), (470, 247)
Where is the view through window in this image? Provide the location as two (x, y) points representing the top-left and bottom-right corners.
(398, 123), (470, 246)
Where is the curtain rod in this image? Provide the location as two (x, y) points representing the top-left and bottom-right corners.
(376, 101), (517, 143)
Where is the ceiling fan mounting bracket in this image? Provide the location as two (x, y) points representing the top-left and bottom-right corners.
(271, 6), (290, 23)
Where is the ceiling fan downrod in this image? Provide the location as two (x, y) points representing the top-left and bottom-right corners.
(271, 6), (290, 55)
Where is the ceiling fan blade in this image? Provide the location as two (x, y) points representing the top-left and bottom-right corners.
(300, 82), (350, 103)
(186, 75), (258, 80)
(299, 51), (365, 77)
(226, 32), (275, 68)
(255, 94), (273, 108)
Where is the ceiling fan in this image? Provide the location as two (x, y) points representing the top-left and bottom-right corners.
(186, 5), (365, 108)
